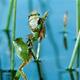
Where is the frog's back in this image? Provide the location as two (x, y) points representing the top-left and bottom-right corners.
(13, 38), (30, 61)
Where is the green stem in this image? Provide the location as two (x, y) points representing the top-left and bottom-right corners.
(11, 0), (17, 70)
(63, 32), (68, 49)
(36, 39), (41, 59)
(63, 11), (68, 49)
(36, 39), (43, 80)
(75, 0), (80, 79)
(68, 31), (80, 69)
(36, 61), (43, 80)
(31, 40), (43, 80)
(68, 71), (74, 80)
(77, 0), (80, 67)
(78, 0), (80, 31)
(5, 0), (14, 31)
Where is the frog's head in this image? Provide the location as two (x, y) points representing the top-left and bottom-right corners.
(13, 38), (23, 48)
(28, 11), (40, 31)
(14, 38), (23, 44)
(28, 11), (40, 20)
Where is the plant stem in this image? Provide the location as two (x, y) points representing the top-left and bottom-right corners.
(5, 0), (14, 31)
(11, 0), (17, 70)
(77, 0), (80, 67)
(36, 39), (41, 59)
(63, 33), (68, 49)
(68, 31), (80, 69)
(63, 11), (68, 49)
(68, 1), (80, 68)
(68, 71), (75, 80)
(78, 0), (80, 31)
(31, 40), (43, 80)
(36, 61), (43, 80)
(36, 39), (43, 80)
(4, 31), (12, 54)
(75, 1), (80, 79)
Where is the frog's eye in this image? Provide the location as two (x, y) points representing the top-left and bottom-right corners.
(14, 38), (23, 43)
(28, 13), (40, 19)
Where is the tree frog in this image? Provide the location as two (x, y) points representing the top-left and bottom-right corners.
(13, 38), (32, 80)
(28, 11), (48, 41)
(13, 11), (48, 80)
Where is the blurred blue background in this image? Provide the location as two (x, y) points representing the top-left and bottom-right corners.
(0, 0), (79, 80)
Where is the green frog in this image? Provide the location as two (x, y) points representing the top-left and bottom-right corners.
(28, 11), (48, 41)
(13, 11), (48, 80)
(13, 38), (33, 80)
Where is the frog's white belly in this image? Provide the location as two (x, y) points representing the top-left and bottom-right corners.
(29, 16), (39, 29)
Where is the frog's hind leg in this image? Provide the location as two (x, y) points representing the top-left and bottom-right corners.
(14, 61), (28, 80)
(19, 61), (28, 80)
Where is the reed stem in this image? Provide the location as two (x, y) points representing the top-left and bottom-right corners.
(78, 0), (80, 31)
(63, 11), (68, 49)
(31, 39), (43, 80)
(75, 1), (80, 79)
(5, 0), (14, 31)
(68, 31), (80, 69)
(36, 61), (43, 80)
(36, 39), (41, 59)
(11, 0), (17, 70)
(36, 39), (43, 80)
(76, 0), (80, 67)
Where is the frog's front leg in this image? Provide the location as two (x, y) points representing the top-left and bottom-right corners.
(14, 61), (28, 80)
